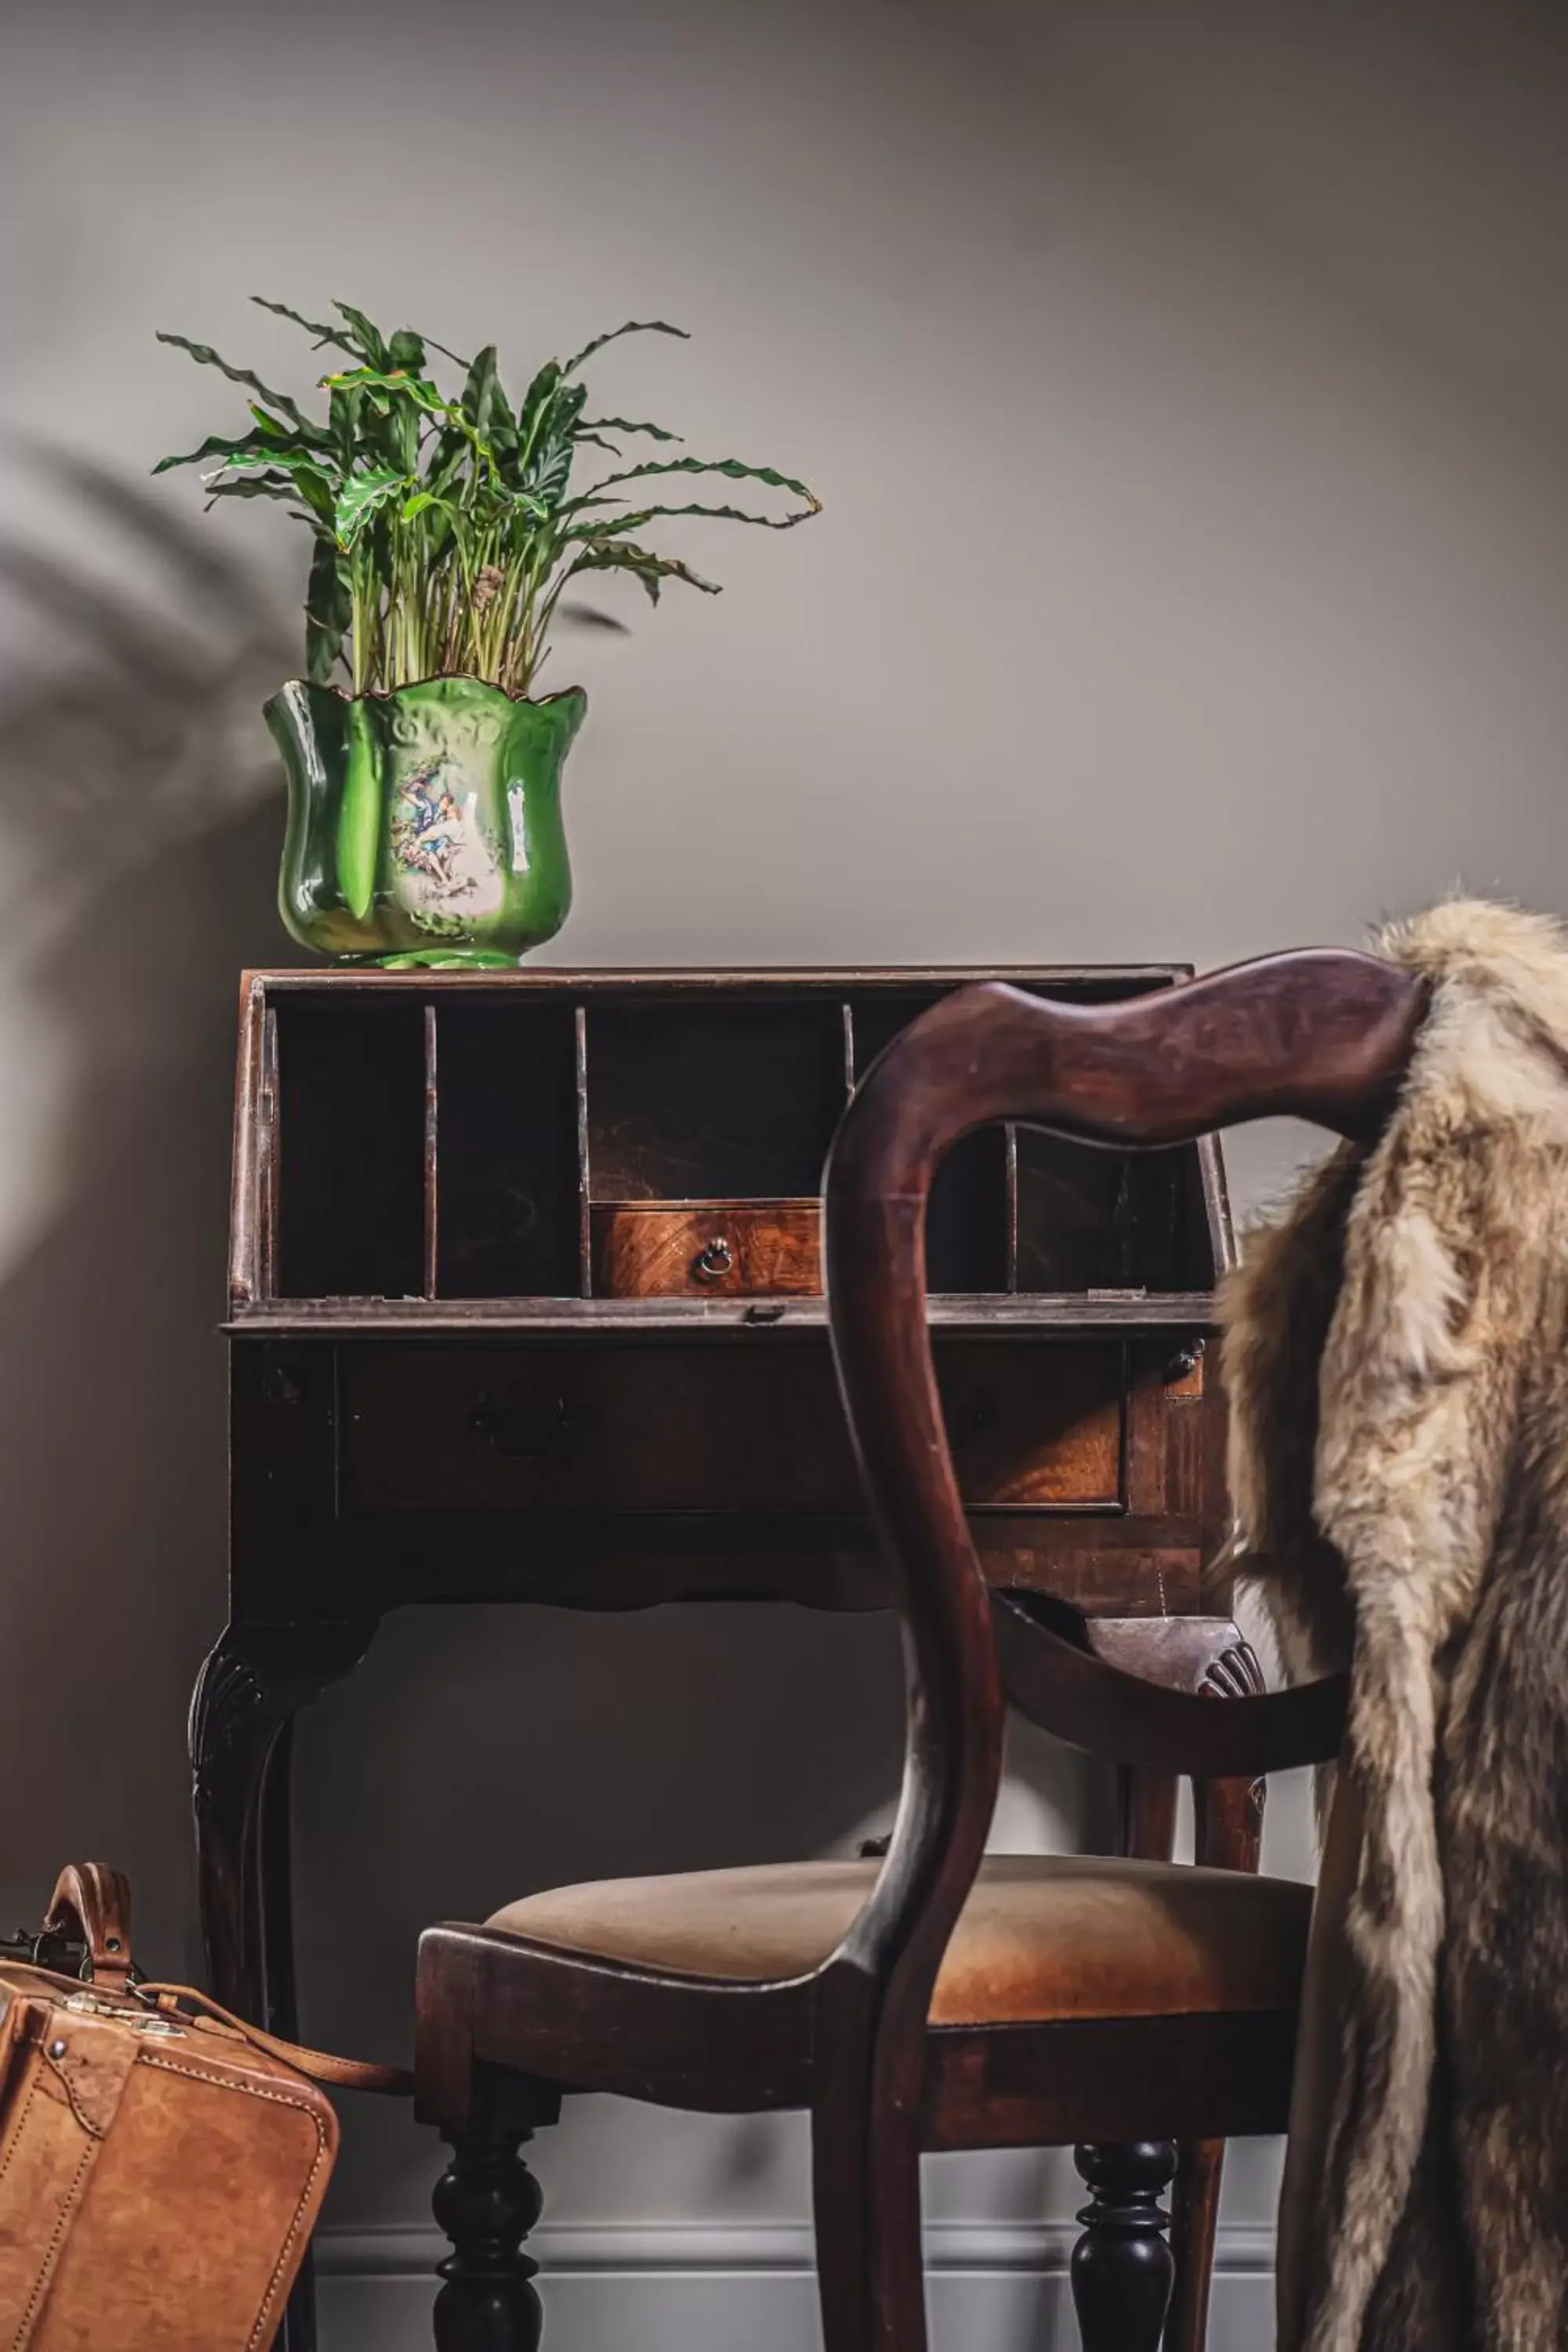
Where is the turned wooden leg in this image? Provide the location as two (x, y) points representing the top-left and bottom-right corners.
(1072, 2140), (1177, 2352)
(432, 2073), (561, 2352)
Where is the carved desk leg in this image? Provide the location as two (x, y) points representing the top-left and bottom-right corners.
(190, 1619), (380, 2024)
(190, 1620), (379, 2352)
(1166, 1635), (1266, 2352)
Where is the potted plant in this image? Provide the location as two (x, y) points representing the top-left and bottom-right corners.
(154, 299), (818, 965)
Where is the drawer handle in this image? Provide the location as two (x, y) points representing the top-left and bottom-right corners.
(693, 1237), (735, 1282)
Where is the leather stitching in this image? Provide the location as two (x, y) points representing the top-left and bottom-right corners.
(136, 2053), (331, 2350)
(9, 2132), (96, 2351)
(43, 2042), (134, 2142)
(248, 2134), (332, 2352)
(0, 2067), (39, 2197)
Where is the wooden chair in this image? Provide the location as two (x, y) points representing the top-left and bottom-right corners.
(414, 946), (1424, 2352)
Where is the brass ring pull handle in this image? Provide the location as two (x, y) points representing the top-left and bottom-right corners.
(693, 1237), (735, 1282)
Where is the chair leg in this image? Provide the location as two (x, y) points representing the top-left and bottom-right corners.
(431, 2069), (561, 2352)
(1071, 2140), (1177, 2352)
(1163, 2139), (1224, 2352)
(1159, 1767), (1264, 2350)
(811, 2103), (927, 2352)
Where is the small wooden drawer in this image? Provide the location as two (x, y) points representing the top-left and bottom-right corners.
(341, 1341), (1127, 1515)
(592, 1200), (822, 1298)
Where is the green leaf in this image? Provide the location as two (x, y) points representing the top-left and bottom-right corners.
(205, 457), (336, 527)
(583, 416), (683, 443)
(512, 381), (586, 503)
(402, 492), (460, 564)
(388, 327), (426, 372)
(526, 436), (576, 508)
(563, 498), (816, 538)
(198, 448), (337, 522)
(516, 360), (562, 444)
(487, 399), (520, 463)
(335, 466), (408, 549)
(566, 540), (722, 604)
(562, 319), (689, 374)
(554, 379), (589, 433)
(289, 466), (337, 526)
(488, 367), (517, 437)
(252, 296), (361, 358)
(459, 344), (500, 432)
(424, 434), (476, 503)
(154, 423), (321, 474)
(332, 301), (390, 368)
(205, 445), (332, 476)
(203, 474), (299, 505)
(321, 366), (449, 416)
(499, 485), (552, 522)
(155, 332), (321, 436)
(246, 401), (299, 441)
(586, 454), (819, 507)
(401, 489), (459, 524)
(327, 382), (364, 470)
(305, 535), (351, 684)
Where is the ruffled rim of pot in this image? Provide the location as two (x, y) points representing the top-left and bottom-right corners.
(274, 672), (586, 706)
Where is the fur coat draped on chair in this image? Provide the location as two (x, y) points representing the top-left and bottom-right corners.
(1221, 900), (1568, 2352)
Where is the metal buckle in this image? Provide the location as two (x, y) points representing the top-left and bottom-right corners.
(60, 1992), (187, 2037)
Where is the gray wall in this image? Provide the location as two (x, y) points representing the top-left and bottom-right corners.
(3, 2), (1567, 2343)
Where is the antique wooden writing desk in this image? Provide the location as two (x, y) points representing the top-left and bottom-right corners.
(191, 965), (1235, 2052)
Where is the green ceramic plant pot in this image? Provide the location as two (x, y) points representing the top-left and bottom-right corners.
(267, 674), (586, 967)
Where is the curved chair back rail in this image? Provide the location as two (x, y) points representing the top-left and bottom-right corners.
(819, 949), (1425, 2007)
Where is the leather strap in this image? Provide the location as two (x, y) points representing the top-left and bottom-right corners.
(19, 1862), (411, 2098)
(0, 1961), (410, 2100)
(132, 1984), (412, 2097)
(42, 1864), (134, 1994)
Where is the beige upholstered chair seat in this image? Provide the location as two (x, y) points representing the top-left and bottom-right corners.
(487, 1854), (1311, 2027)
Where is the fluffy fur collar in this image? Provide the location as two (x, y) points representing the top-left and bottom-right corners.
(1221, 900), (1568, 2351)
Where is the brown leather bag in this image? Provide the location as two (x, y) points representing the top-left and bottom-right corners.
(0, 1864), (409, 2350)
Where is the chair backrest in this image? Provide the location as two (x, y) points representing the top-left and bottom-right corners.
(820, 949), (1423, 1998)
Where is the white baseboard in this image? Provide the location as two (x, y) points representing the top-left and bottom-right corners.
(316, 2220), (1276, 2351)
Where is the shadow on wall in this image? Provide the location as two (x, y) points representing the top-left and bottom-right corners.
(0, 451), (292, 1965)
(0, 466), (1094, 2234)
(0, 456), (922, 2077)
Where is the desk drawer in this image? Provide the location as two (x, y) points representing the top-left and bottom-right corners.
(341, 1342), (1126, 1516)
(592, 1201), (822, 1298)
